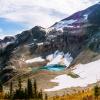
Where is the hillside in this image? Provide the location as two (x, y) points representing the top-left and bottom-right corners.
(0, 2), (100, 99)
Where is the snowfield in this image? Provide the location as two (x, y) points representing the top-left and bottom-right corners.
(25, 57), (45, 64)
(53, 19), (77, 30)
(46, 50), (73, 67)
(47, 51), (64, 65)
(44, 59), (100, 92)
(37, 42), (43, 46)
(25, 50), (73, 66)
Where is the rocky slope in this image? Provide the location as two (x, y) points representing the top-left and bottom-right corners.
(0, 3), (100, 83)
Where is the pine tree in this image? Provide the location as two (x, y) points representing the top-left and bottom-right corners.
(38, 89), (43, 100)
(24, 88), (28, 98)
(13, 77), (25, 99)
(0, 81), (3, 92)
(94, 85), (100, 99)
(27, 79), (33, 98)
(45, 93), (48, 100)
(13, 89), (25, 99)
(0, 81), (3, 99)
(33, 79), (37, 98)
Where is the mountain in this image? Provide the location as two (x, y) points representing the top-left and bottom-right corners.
(0, 3), (100, 83)
(51, 3), (100, 33)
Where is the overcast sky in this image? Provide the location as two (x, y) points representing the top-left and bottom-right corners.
(0, 0), (99, 38)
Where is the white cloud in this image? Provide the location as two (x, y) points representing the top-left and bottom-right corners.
(0, 0), (99, 28)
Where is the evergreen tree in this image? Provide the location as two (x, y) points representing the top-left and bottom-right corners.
(13, 77), (25, 99)
(24, 88), (28, 98)
(94, 85), (100, 99)
(13, 89), (25, 99)
(40, 89), (43, 100)
(33, 79), (37, 98)
(0, 81), (3, 99)
(45, 93), (48, 100)
(38, 89), (43, 100)
(27, 79), (33, 98)
(0, 81), (3, 92)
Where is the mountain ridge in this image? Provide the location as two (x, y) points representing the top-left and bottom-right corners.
(0, 3), (100, 83)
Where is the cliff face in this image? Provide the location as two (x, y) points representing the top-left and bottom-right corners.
(0, 3), (100, 83)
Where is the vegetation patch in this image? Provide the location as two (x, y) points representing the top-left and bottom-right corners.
(67, 72), (79, 78)
(48, 85), (100, 100)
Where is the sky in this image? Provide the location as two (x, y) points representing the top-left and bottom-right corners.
(0, 0), (99, 39)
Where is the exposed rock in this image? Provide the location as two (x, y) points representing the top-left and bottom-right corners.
(0, 3), (100, 83)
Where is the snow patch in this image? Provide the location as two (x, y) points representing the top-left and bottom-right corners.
(44, 59), (100, 91)
(47, 52), (64, 65)
(25, 57), (45, 64)
(83, 14), (88, 20)
(53, 19), (77, 29)
(37, 42), (43, 46)
(46, 54), (54, 61)
(46, 50), (73, 67)
(64, 53), (73, 67)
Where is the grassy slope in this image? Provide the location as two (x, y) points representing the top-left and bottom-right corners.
(48, 87), (100, 100)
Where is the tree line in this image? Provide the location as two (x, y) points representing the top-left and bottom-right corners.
(0, 78), (48, 100)
(0, 78), (100, 100)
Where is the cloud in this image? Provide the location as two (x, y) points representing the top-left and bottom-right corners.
(0, 0), (99, 28)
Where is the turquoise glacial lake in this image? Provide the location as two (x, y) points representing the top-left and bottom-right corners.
(32, 64), (66, 73)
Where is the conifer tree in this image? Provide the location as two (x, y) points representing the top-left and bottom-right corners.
(33, 79), (37, 97)
(0, 81), (3, 99)
(45, 93), (48, 100)
(0, 81), (3, 92)
(94, 85), (100, 99)
(38, 89), (43, 100)
(27, 79), (33, 98)
(13, 77), (24, 99)
(24, 88), (28, 98)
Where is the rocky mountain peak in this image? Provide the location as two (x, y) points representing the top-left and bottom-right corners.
(0, 3), (100, 83)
